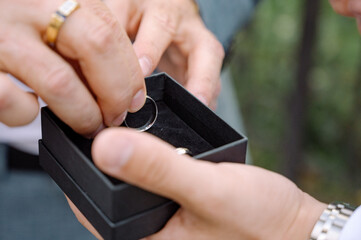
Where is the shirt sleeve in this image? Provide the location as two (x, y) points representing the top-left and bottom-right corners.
(339, 206), (361, 240)
(194, 0), (258, 51)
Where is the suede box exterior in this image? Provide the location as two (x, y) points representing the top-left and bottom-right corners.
(39, 73), (247, 240)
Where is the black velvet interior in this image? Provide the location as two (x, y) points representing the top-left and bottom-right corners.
(148, 101), (214, 153)
(124, 100), (213, 155)
(49, 73), (243, 186)
(72, 102), (215, 157)
(71, 99), (214, 185)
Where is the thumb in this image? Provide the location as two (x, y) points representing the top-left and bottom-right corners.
(91, 128), (216, 209)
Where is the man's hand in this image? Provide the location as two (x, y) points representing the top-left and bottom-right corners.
(0, 0), (146, 134)
(104, 0), (225, 109)
(68, 128), (326, 240)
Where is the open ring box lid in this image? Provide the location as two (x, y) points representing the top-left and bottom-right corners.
(39, 73), (248, 240)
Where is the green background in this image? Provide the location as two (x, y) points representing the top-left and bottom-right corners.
(230, 0), (361, 204)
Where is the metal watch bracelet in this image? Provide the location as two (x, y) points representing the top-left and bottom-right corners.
(310, 202), (356, 240)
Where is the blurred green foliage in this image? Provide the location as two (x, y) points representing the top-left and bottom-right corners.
(230, 0), (361, 204)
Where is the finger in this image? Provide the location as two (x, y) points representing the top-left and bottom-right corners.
(66, 196), (103, 240)
(0, 72), (39, 126)
(157, 47), (188, 84)
(133, 4), (180, 76)
(0, 30), (102, 135)
(91, 128), (222, 212)
(329, 0), (353, 16)
(141, 208), (193, 240)
(103, 0), (139, 38)
(349, 0), (361, 16)
(208, 78), (221, 110)
(184, 29), (225, 106)
(144, 209), (204, 240)
(54, 1), (146, 125)
(102, 0), (129, 26)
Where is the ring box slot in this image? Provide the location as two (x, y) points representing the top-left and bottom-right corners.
(40, 73), (247, 240)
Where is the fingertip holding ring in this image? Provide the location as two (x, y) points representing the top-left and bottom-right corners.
(124, 95), (158, 132)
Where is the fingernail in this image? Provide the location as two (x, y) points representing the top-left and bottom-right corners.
(101, 138), (134, 175)
(111, 111), (127, 127)
(139, 56), (152, 76)
(129, 89), (146, 112)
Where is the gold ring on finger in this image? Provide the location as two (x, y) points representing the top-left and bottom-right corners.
(45, 0), (80, 46)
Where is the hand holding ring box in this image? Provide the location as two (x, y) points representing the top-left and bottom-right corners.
(39, 73), (247, 240)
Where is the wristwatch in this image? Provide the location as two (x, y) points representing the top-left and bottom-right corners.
(310, 202), (356, 240)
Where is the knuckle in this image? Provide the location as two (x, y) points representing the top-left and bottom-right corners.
(203, 32), (225, 59)
(154, 11), (178, 36)
(89, 6), (125, 42)
(43, 66), (75, 97)
(88, 3), (118, 27)
(85, 23), (115, 53)
(100, 12), (119, 32)
(211, 39), (225, 59)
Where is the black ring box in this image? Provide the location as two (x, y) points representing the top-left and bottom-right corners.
(39, 73), (247, 240)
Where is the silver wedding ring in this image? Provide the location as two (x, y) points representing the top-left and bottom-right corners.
(124, 95), (158, 132)
(175, 148), (192, 156)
